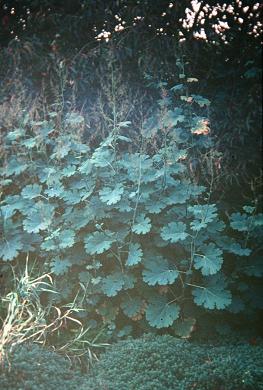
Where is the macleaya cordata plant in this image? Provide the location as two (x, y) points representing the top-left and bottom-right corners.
(0, 75), (262, 338)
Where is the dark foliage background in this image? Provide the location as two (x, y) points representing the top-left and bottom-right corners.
(1, 0), (261, 187)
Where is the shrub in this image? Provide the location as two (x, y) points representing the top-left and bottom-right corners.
(0, 343), (86, 390)
(83, 334), (263, 390)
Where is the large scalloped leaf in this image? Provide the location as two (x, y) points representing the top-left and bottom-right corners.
(146, 296), (180, 328)
(66, 207), (93, 230)
(38, 167), (57, 184)
(160, 222), (188, 243)
(132, 214), (151, 235)
(143, 256), (178, 285)
(68, 177), (89, 190)
(61, 189), (82, 205)
(62, 165), (76, 177)
(188, 204), (217, 220)
(121, 297), (143, 318)
(22, 232), (42, 252)
(101, 272), (125, 297)
(192, 286), (232, 310)
(50, 257), (71, 275)
(190, 220), (207, 231)
(141, 168), (162, 184)
(86, 196), (106, 221)
(23, 202), (54, 233)
(122, 273), (136, 290)
(78, 160), (93, 175)
(41, 228), (61, 251)
(0, 235), (23, 261)
(45, 184), (64, 198)
(164, 187), (190, 206)
(115, 199), (132, 212)
(163, 108), (185, 127)
(41, 237), (56, 252)
(4, 157), (28, 176)
(21, 184), (42, 199)
(96, 301), (119, 322)
(194, 243), (223, 276)
(126, 243), (143, 266)
(51, 141), (71, 160)
(99, 184), (124, 205)
(224, 242), (251, 256)
(253, 213), (263, 227)
(91, 148), (114, 168)
(59, 229), (75, 249)
(189, 204), (217, 231)
(1, 195), (30, 218)
(230, 212), (250, 232)
(173, 318), (196, 338)
(145, 198), (167, 214)
(84, 230), (114, 255)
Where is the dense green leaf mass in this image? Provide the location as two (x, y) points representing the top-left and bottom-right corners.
(0, 119), (260, 331)
(0, 344), (86, 390)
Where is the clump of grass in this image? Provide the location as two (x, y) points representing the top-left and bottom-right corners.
(0, 257), (109, 368)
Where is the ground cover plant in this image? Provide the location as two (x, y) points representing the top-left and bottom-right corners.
(82, 334), (263, 390)
(0, 343), (87, 390)
(1, 335), (262, 390)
